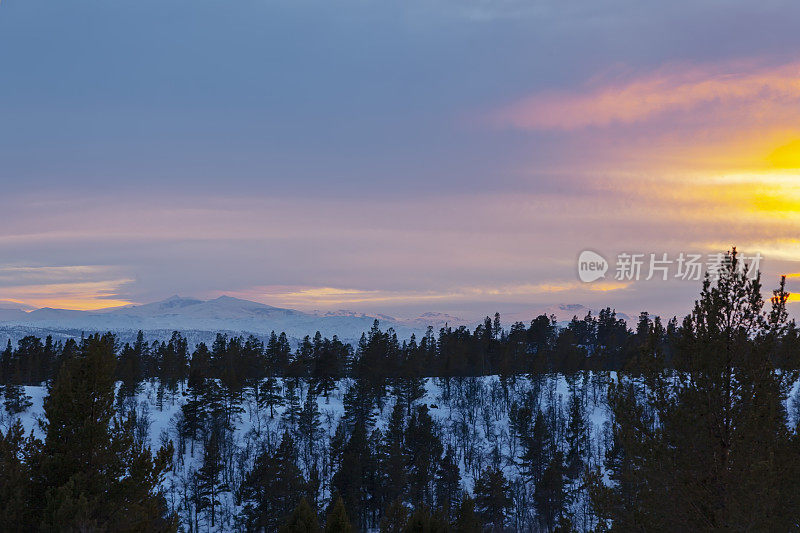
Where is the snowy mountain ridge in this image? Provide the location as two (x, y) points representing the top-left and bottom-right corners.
(0, 296), (413, 342)
(0, 296), (631, 346)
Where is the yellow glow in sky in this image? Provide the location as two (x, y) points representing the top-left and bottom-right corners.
(751, 192), (800, 214)
(0, 279), (135, 311)
(767, 140), (800, 169)
(23, 298), (133, 311)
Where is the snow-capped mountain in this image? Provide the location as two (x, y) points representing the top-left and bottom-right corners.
(0, 296), (426, 344)
(0, 297), (632, 347)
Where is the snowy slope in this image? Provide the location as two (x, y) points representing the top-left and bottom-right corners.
(1, 375), (613, 532)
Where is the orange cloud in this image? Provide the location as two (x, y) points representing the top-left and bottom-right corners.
(0, 266), (135, 310)
(0, 280), (135, 310)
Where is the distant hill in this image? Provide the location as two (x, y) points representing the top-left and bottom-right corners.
(0, 296), (462, 345)
(0, 296), (631, 346)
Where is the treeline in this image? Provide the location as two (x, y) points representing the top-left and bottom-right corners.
(5, 297), (798, 393)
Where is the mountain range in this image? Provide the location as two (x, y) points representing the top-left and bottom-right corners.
(0, 296), (629, 346)
(0, 296), (460, 345)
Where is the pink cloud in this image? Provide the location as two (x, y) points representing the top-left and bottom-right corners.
(493, 61), (800, 131)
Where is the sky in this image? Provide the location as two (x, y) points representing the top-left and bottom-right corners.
(1, 0), (800, 320)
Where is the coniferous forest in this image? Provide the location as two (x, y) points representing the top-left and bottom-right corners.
(2, 251), (800, 531)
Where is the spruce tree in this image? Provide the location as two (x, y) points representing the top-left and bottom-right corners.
(33, 333), (175, 531)
(195, 428), (227, 529)
(564, 391), (588, 486)
(592, 249), (800, 530)
(380, 401), (408, 507)
(402, 505), (448, 532)
(259, 375), (283, 418)
(283, 380), (303, 430)
(240, 431), (306, 531)
(434, 445), (461, 523)
(331, 422), (371, 530)
(405, 405), (443, 507)
(394, 376), (426, 416)
(534, 450), (567, 531)
(0, 420), (32, 530)
(298, 390), (322, 468)
(473, 466), (511, 532)
(453, 496), (481, 533)
(3, 382), (32, 415)
(380, 498), (410, 533)
(116, 342), (142, 398)
(342, 379), (377, 433)
(312, 336), (347, 398)
(0, 338), (13, 380)
(519, 410), (552, 485)
(324, 495), (354, 533)
(279, 496), (320, 533)
(180, 343), (211, 455)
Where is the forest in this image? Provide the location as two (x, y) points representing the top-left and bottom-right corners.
(1, 251), (800, 532)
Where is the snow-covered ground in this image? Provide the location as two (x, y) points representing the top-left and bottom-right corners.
(1, 374), (616, 531)
(6, 373), (800, 532)
(157, 371), (800, 531)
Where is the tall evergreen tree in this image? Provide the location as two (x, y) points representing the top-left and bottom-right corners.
(283, 380), (303, 430)
(0, 420), (32, 531)
(325, 495), (354, 533)
(519, 410), (552, 485)
(473, 466), (511, 532)
(402, 505), (448, 532)
(405, 405), (443, 508)
(259, 375), (283, 418)
(298, 390), (323, 469)
(395, 376), (426, 417)
(592, 249), (800, 530)
(330, 420), (377, 530)
(564, 391), (588, 486)
(434, 445), (461, 523)
(116, 342), (142, 397)
(453, 496), (481, 533)
(33, 333), (175, 531)
(279, 496), (321, 533)
(180, 343), (211, 455)
(380, 498), (410, 533)
(240, 431), (306, 532)
(3, 382), (31, 415)
(379, 401), (408, 508)
(534, 450), (568, 531)
(195, 428), (228, 529)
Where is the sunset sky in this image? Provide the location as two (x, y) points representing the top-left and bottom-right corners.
(1, 0), (800, 319)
